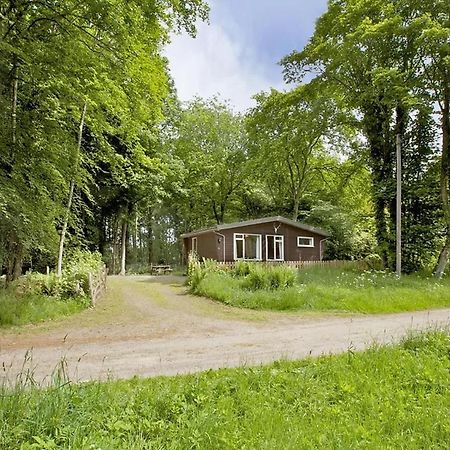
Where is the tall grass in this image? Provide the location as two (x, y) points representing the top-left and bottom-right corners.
(0, 289), (84, 327)
(190, 264), (450, 313)
(1, 331), (449, 449)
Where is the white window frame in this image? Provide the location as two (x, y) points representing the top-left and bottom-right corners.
(192, 237), (198, 253)
(297, 236), (314, 248)
(266, 235), (284, 261)
(233, 233), (262, 261)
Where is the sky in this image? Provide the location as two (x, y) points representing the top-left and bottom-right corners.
(165, 0), (328, 112)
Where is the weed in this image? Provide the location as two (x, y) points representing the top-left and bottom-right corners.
(192, 265), (450, 313)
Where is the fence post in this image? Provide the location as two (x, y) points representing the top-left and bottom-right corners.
(88, 272), (94, 306)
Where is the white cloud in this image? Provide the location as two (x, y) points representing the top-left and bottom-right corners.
(165, 21), (285, 113)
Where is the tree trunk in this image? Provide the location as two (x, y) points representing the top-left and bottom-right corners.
(11, 54), (18, 160)
(111, 218), (117, 275)
(147, 210), (153, 266)
(5, 233), (23, 284)
(120, 218), (127, 276)
(435, 90), (450, 278)
(57, 102), (87, 277)
(363, 100), (395, 269)
(292, 197), (300, 222)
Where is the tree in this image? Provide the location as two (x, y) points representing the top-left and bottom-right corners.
(170, 98), (249, 229)
(0, 0), (209, 280)
(246, 84), (350, 221)
(281, 0), (447, 271)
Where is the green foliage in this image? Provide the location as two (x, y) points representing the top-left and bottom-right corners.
(0, 0), (208, 280)
(0, 249), (103, 326)
(15, 273), (81, 300)
(1, 331), (450, 448)
(186, 253), (225, 290)
(364, 253), (384, 271)
(168, 97), (249, 230)
(246, 85), (350, 220)
(306, 201), (376, 260)
(191, 266), (450, 313)
(0, 290), (83, 327)
(232, 260), (252, 277)
(63, 249), (104, 292)
(281, 0), (449, 271)
(240, 264), (296, 291)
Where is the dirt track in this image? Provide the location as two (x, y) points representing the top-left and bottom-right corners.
(1, 275), (450, 384)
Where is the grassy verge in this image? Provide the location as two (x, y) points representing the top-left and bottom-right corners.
(191, 266), (450, 313)
(1, 331), (449, 449)
(0, 290), (85, 327)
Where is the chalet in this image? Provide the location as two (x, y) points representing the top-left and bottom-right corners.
(181, 216), (330, 263)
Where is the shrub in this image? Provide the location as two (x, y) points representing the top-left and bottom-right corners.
(364, 253), (383, 271)
(186, 253), (225, 290)
(232, 260), (251, 277)
(240, 264), (296, 291)
(12, 250), (103, 302)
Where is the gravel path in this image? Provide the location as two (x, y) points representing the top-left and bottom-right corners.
(1, 275), (450, 385)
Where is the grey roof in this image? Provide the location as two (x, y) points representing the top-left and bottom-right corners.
(180, 216), (330, 238)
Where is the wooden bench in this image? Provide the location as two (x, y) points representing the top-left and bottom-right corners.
(150, 264), (173, 275)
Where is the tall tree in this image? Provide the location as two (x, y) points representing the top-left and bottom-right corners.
(0, 0), (208, 279)
(246, 85), (344, 221)
(281, 0), (446, 270)
(170, 98), (248, 229)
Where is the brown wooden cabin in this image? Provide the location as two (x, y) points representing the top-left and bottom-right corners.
(181, 216), (330, 263)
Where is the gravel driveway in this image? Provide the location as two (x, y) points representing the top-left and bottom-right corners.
(1, 275), (450, 385)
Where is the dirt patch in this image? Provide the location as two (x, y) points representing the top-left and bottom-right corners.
(1, 275), (450, 384)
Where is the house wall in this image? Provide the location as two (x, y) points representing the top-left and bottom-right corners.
(183, 232), (219, 261)
(184, 221), (326, 262)
(219, 221), (324, 262)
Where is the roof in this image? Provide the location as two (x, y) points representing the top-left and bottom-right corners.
(180, 216), (330, 238)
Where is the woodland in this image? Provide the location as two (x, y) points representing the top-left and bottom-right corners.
(0, 0), (449, 280)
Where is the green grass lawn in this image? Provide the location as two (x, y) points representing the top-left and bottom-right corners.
(0, 290), (85, 327)
(191, 266), (450, 313)
(1, 331), (449, 449)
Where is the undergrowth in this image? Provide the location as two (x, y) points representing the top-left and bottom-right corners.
(1, 331), (449, 449)
(188, 259), (450, 313)
(0, 290), (84, 327)
(0, 250), (103, 327)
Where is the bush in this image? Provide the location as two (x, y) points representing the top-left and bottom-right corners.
(232, 260), (251, 277)
(241, 264), (296, 291)
(12, 250), (103, 302)
(364, 253), (383, 271)
(186, 253), (225, 290)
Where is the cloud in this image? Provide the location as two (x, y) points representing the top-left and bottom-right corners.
(165, 20), (285, 112)
(164, 0), (329, 112)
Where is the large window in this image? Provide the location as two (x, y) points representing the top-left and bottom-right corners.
(266, 235), (284, 261)
(234, 233), (262, 260)
(297, 236), (314, 247)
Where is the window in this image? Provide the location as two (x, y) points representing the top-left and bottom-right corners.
(192, 237), (198, 253)
(234, 233), (262, 260)
(266, 235), (284, 261)
(297, 236), (314, 247)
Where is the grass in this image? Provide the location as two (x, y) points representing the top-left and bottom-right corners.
(191, 266), (450, 313)
(1, 331), (449, 449)
(0, 289), (85, 327)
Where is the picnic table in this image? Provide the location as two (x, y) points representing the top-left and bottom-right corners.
(151, 264), (173, 275)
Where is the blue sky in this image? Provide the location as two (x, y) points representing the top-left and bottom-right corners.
(166, 0), (328, 111)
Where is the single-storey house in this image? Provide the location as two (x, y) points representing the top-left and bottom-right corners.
(181, 216), (330, 263)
